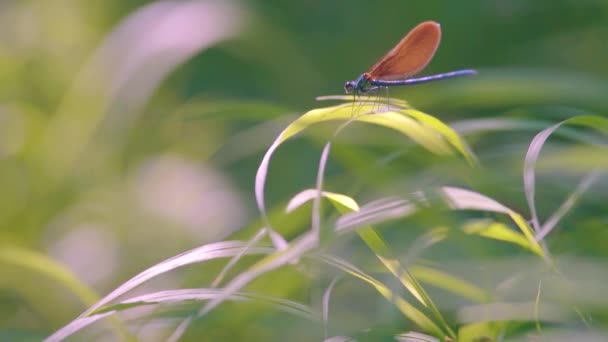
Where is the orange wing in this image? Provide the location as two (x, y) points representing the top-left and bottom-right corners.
(368, 21), (441, 81)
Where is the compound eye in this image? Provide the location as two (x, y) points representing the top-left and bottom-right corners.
(344, 81), (354, 93)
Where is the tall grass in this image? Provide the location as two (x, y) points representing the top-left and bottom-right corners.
(44, 96), (608, 341)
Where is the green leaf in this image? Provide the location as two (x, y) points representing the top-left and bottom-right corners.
(441, 187), (544, 256)
(524, 114), (608, 239)
(256, 100), (474, 219)
(0, 245), (99, 306)
(458, 322), (505, 342)
(410, 265), (491, 303)
(462, 219), (543, 256)
(288, 189), (454, 339)
(318, 254), (445, 338)
(406, 109), (477, 166)
(280, 102), (454, 154)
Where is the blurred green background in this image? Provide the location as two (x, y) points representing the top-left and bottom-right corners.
(1, 0), (607, 341)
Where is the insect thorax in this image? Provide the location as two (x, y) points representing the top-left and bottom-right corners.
(355, 73), (373, 92)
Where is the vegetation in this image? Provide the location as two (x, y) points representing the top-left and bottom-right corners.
(1, 1), (607, 341)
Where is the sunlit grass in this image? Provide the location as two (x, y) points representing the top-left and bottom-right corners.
(2, 1), (608, 341)
(41, 97), (608, 341)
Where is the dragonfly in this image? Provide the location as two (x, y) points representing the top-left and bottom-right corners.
(344, 21), (476, 95)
